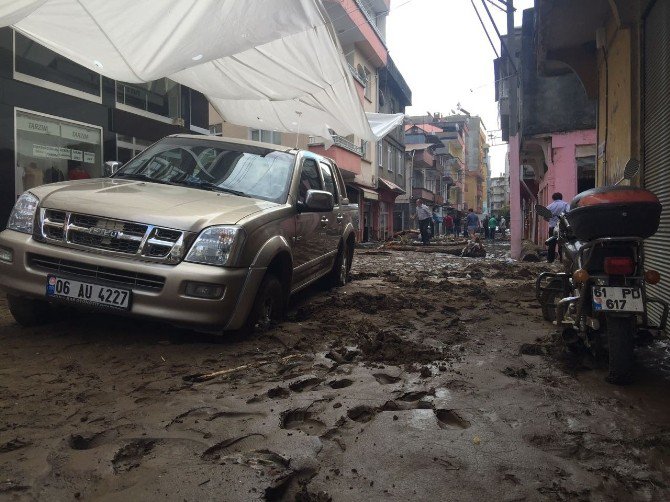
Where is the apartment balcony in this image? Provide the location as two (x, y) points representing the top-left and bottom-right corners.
(412, 149), (434, 168)
(323, 0), (388, 67)
(412, 187), (435, 202)
(308, 135), (362, 175)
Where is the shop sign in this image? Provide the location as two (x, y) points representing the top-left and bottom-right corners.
(33, 144), (71, 160)
(84, 152), (95, 164)
(71, 149), (83, 161)
(61, 124), (100, 145)
(17, 115), (61, 137)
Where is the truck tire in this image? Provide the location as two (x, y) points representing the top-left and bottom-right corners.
(606, 315), (636, 385)
(243, 274), (284, 333)
(7, 294), (52, 327)
(327, 240), (351, 287)
(540, 278), (564, 322)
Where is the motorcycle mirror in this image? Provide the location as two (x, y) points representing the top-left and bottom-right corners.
(623, 159), (640, 180)
(535, 204), (553, 221)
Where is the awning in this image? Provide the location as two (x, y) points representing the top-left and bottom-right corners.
(349, 185), (379, 201)
(1, 0), (373, 145)
(378, 178), (405, 194)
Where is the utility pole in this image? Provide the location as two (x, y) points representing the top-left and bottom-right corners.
(506, 0), (517, 137)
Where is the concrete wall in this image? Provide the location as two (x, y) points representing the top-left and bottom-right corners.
(520, 9), (596, 137)
(536, 129), (597, 239)
(597, 23), (633, 185)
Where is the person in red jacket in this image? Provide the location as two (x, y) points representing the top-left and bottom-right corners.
(442, 213), (454, 236)
(67, 161), (91, 181)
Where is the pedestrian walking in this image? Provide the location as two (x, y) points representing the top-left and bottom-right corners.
(453, 213), (461, 237)
(432, 207), (441, 237)
(488, 214), (497, 240)
(413, 198), (433, 245)
(443, 213), (454, 236)
(546, 192), (570, 262)
(499, 216), (507, 236)
(465, 208), (480, 239)
(483, 214), (490, 239)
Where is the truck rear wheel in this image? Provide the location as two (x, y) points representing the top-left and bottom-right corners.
(7, 295), (52, 327)
(328, 240), (351, 287)
(606, 315), (636, 385)
(243, 274), (284, 333)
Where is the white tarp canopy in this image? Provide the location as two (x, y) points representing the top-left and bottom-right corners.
(0, 0), (377, 145)
(366, 112), (405, 140)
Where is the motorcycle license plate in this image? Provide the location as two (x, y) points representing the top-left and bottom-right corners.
(592, 287), (644, 312)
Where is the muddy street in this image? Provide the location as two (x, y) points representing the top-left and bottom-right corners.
(1, 248), (669, 501)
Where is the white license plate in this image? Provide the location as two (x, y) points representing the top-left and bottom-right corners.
(592, 286), (644, 312)
(46, 275), (131, 310)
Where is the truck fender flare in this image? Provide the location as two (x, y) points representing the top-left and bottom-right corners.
(341, 223), (356, 246)
(250, 235), (292, 269)
(224, 236), (292, 331)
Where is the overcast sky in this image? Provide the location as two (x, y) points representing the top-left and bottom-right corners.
(386, 0), (535, 176)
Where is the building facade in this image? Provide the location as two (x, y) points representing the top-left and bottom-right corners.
(495, 10), (597, 252)
(531, 0), (669, 329)
(0, 28), (209, 228)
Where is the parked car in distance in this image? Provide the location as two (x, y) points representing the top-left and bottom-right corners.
(0, 135), (358, 333)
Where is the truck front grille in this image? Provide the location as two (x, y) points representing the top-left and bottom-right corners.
(28, 254), (166, 291)
(38, 209), (187, 264)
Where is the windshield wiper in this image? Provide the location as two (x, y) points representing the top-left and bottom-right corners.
(177, 179), (249, 197)
(114, 173), (175, 186)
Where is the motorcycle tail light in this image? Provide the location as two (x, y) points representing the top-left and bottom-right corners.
(645, 269), (661, 285)
(604, 257), (635, 276)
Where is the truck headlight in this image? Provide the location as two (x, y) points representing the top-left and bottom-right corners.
(8, 192), (39, 234)
(185, 226), (245, 266)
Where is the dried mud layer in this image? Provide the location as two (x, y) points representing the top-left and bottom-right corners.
(1, 248), (669, 501)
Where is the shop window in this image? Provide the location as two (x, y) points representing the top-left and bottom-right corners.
(116, 78), (180, 118)
(14, 31), (100, 97)
(15, 109), (102, 197)
(251, 129), (282, 145)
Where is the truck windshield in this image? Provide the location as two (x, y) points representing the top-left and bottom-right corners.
(113, 138), (296, 204)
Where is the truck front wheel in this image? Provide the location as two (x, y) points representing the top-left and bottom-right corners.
(7, 295), (52, 327)
(243, 274), (284, 333)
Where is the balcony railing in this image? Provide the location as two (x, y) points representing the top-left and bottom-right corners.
(347, 62), (367, 86)
(354, 0), (386, 44)
(308, 135), (363, 156)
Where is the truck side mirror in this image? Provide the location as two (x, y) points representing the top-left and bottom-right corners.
(298, 189), (334, 213)
(104, 160), (122, 176)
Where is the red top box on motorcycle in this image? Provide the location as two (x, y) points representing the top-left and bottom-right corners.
(566, 186), (661, 241)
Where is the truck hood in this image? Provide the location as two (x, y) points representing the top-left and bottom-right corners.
(30, 179), (278, 231)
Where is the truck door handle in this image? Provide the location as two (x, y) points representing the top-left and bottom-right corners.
(320, 216), (328, 227)
(336, 214), (343, 223)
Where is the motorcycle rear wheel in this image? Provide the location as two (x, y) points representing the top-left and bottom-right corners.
(606, 314), (636, 385)
(540, 278), (564, 322)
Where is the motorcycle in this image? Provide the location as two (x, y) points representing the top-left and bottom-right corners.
(535, 159), (668, 384)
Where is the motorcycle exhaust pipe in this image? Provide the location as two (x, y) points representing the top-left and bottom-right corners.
(556, 296), (580, 324)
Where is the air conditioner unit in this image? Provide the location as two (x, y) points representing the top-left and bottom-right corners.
(172, 117), (185, 127)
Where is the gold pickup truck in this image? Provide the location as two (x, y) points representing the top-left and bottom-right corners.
(0, 135), (358, 333)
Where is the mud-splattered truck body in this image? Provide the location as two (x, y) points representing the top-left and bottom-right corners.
(0, 134), (358, 332)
